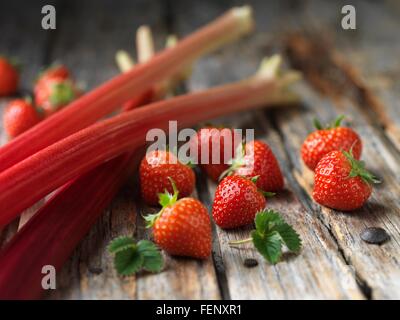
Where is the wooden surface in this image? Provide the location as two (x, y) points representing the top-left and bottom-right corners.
(0, 0), (399, 300)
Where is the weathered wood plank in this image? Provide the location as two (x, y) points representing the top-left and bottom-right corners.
(171, 0), (366, 299)
(275, 0), (400, 298)
(273, 82), (400, 299)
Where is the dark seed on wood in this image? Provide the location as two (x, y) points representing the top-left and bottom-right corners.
(243, 258), (258, 268)
(360, 227), (390, 245)
(88, 267), (103, 275)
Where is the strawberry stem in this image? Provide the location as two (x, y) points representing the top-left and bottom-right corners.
(229, 238), (253, 245)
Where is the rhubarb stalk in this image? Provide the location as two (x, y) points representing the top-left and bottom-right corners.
(0, 61), (299, 227)
(0, 25), (159, 299)
(0, 6), (254, 172)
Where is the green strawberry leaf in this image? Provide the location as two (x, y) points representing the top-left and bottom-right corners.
(137, 240), (163, 273)
(108, 236), (136, 253)
(109, 237), (164, 276)
(114, 247), (144, 276)
(251, 230), (282, 264)
(249, 210), (302, 264)
(254, 210), (283, 235)
(273, 222), (302, 252)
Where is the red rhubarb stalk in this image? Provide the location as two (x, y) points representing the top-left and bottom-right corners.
(0, 6), (254, 172)
(0, 63), (298, 227)
(0, 154), (136, 299)
(0, 26), (158, 299)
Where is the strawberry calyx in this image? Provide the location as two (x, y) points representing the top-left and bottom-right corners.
(250, 176), (275, 197)
(49, 80), (76, 108)
(219, 141), (246, 181)
(144, 177), (179, 228)
(313, 115), (345, 130)
(343, 150), (380, 185)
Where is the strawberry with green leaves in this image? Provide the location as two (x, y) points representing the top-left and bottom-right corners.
(145, 180), (212, 259)
(0, 56), (19, 96)
(34, 77), (78, 116)
(212, 175), (269, 229)
(229, 210), (302, 264)
(313, 150), (379, 211)
(301, 115), (362, 170)
(108, 236), (163, 276)
(3, 98), (42, 138)
(223, 140), (284, 192)
(190, 126), (240, 181)
(139, 150), (195, 206)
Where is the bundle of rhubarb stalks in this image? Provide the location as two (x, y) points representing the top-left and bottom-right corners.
(0, 6), (303, 299)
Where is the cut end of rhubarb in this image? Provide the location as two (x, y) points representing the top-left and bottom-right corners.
(115, 50), (135, 73)
(136, 25), (155, 63)
(166, 35), (178, 48)
(231, 6), (254, 33)
(257, 55), (282, 79)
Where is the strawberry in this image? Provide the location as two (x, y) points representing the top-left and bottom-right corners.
(224, 140), (284, 192)
(139, 150), (195, 206)
(301, 115), (362, 170)
(36, 64), (70, 85)
(190, 126), (240, 181)
(313, 150), (379, 211)
(212, 175), (267, 229)
(0, 56), (19, 96)
(3, 98), (42, 138)
(145, 181), (212, 259)
(34, 77), (78, 116)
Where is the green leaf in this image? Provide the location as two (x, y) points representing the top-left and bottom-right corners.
(108, 236), (136, 253)
(274, 223), (302, 252)
(252, 230), (282, 264)
(254, 210), (283, 235)
(251, 210), (302, 264)
(114, 247), (144, 276)
(137, 240), (163, 273)
(109, 237), (164, 276)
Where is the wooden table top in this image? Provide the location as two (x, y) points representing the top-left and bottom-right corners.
(0, 0), (399, 299)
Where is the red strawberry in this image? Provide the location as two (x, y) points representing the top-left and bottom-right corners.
(145, 182), (212, 259)
(190, 126), (240, 181)
(212, 175), (267, 229)
(34, 77), (78, 116)
(139, 150), (195, 206)
(224, 140), (284, 192)
(0, 57), (19, 96)
(3, 98), (42, 138)
(313, 150), (378, 211)
(36, 64), (70, 85)
(301, 115), (362, 170)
